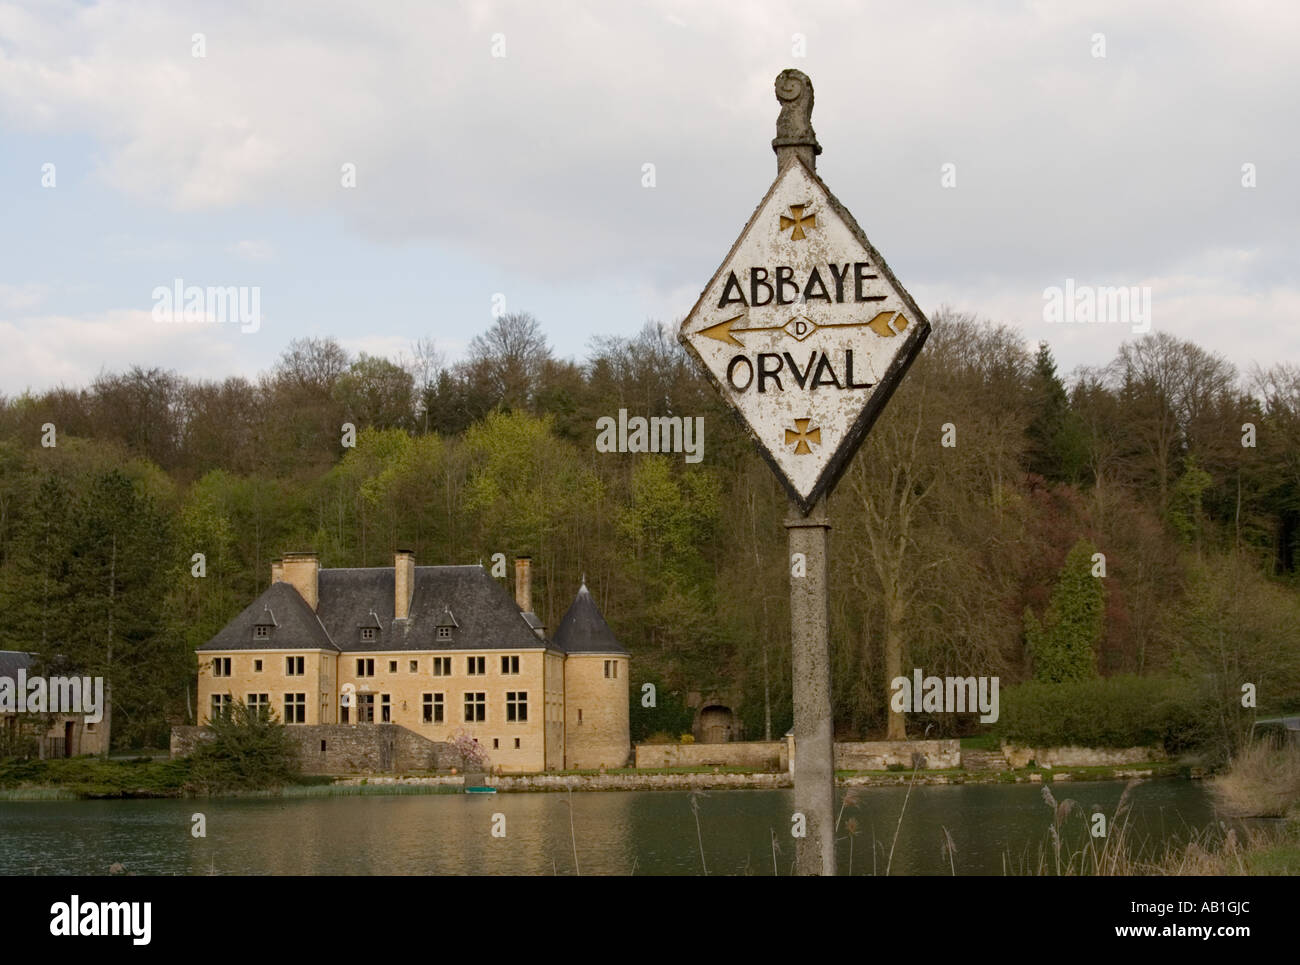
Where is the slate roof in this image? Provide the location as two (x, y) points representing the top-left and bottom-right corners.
(553, 582), (629, 655)
(199, 581), (337, 652)
(0, 650), (34, 679)
(200, 565), (549, 654)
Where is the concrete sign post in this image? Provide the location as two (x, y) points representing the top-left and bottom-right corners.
(679, 69), (930, 875)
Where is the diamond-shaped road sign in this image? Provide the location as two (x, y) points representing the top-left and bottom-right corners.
(680, 155), (930, 513)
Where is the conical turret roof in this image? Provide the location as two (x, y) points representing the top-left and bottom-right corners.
(553, 580), (628, 655)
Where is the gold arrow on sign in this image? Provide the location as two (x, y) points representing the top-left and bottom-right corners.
(697, 314), (782, 346)
(697, 311), (909, 346)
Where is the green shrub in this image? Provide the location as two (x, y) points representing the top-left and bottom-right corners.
(0, 755), (192, 796)
(187, 701), (299, 793)
(998, 676), (1209, 751)
(628, 675), (694, 742)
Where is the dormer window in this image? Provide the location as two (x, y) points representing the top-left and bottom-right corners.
(253, 606), (277, 640)
(435, 606), (459, 640)
(359, 610), (383, 643)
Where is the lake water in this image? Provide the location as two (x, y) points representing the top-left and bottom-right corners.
(0, 780), (1217, 875)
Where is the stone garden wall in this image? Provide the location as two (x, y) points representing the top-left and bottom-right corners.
(634, 740), (787, 770)
(1000, 743), (1165, 768)
(171, 724), (456, 775)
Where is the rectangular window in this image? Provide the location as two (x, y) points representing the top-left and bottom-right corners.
(464, 692), (486, 722)
(254, 625), (269, 639)
(501, 655), (520, 675)
(212, 657), (231, 677)
(432, 657), (451, 676)
(409, 660), (418, 673)
(357, 658), (374, 677)
(506, 691), (528, 723)
(253, 659), (263, 672)
(286, 656), (304, 676)
(388, 660), (397, 674)
(493, 738), (499, 749)
(357, 693), (374, 724)
(422, 693), (446, 723)
(380, 694), (391, 723)
(467, 656), (485, 676)
(247, 693), (270, 718)
(284, 693), (306, 724)
(438, 626), (451, 639)
(361, 627), (375, 642)
(210, 693), (231, 720)
(514, 738), (521, 749)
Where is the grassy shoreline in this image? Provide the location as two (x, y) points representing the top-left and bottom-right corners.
(0, 755), (1188, 800)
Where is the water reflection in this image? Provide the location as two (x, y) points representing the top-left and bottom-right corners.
(0, 780), (1215, 876)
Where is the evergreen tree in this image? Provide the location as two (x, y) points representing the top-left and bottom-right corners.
(1025, 538), (1105, 682)
(0, 472), (77, 654)
(1025, 341), (1087, 482)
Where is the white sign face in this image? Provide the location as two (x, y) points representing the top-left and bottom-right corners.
(680, 156), (930, 512)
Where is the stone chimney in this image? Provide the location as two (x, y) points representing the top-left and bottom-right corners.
(281, 552), (319, 610)
(514, 556), (532, 613)
(271, 558), (284, 585)
(395, 550), (415, 620)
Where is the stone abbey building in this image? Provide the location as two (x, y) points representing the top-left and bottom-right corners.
(195, 553), (630, 773)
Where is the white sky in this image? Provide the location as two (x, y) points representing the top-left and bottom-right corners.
(0, 0), (1296, 392)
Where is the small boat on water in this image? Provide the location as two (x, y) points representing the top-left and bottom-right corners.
(465, 786), (496, 794)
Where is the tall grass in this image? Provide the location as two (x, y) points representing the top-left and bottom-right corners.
(1003, 776), (1298, 875)
(1210, 741), (1300, 818)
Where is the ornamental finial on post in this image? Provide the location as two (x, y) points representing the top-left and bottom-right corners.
(772, 68), (822, 172)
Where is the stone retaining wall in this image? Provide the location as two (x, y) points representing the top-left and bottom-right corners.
(634, 740), (787, 771)
(833, 739), (961, 770)
(171, 724), (457, 775)
(1000, 743), (1165, 768)
(632, 737), (960, 772)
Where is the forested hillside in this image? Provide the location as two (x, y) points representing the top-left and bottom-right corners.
(2, 310), (1298, 750)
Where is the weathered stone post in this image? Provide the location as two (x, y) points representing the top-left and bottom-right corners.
(678, 67), (930, 876)
(786, 494), (836, 875)
(772, 69), (836, 876)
